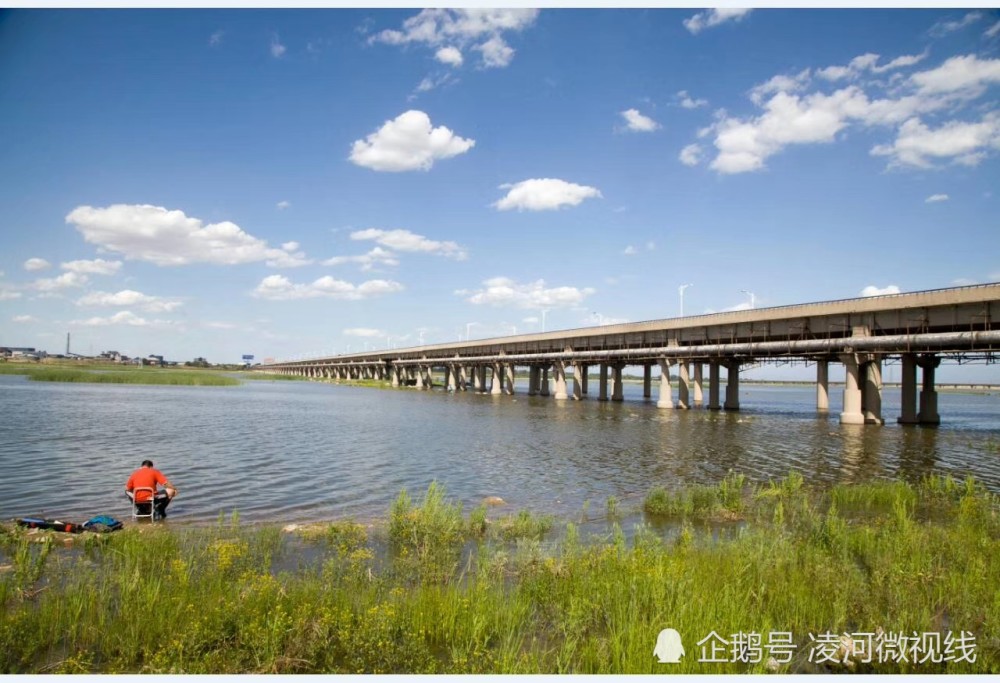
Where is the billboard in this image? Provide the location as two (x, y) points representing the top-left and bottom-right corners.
(242, 354), (254, 361)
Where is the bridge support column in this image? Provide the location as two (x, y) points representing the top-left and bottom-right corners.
(598, 364), (608, 401)
(862, 356), (884, 425)
(898, 354), (918, 424)
(505, 363), (515, 395)
(816, 359), (829, 412)
(839, 354), (864, 424)
(478, 366), (488, 393)
(708, 361), (721, 410)
(447, 365), (458, 392)
(458, 365), (468, 391)
(572, 362), (583, 400)
(643, 364), (652, 399)
(611, 364), (624, 401)
(724, 360), (740, 411)
(918, 355), (940, 425)
(554, 361), (568, 400)
(580, 365), (589, 395)
(677, 361), (690, 409)
(657, 359), (674, 409)
(491, 363), (503, 395)
(528, 366), (539, 395)
(391, 366), (400, 388)
(693, 363), (704, 407)
(541, 367), (550, 397)
(422, 366), (432, 390)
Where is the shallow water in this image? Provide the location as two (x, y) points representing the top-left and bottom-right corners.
(1, 375), (998, 524)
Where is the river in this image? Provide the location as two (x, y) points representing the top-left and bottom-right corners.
(1, 374), (998, 524)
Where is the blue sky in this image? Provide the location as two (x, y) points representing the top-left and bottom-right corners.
(1, 8), (999, 377)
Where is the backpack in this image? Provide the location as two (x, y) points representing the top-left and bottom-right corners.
(82, 515), (124, 532)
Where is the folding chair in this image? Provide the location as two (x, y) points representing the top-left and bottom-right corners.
(130, 487), (156, 521)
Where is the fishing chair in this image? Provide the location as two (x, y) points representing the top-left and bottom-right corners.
(130, 487), (156, 521)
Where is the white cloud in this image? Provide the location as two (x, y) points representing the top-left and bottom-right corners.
(749, 69), (812, 105)
(281, 241), (299, 252)
(24, 258), (51, 271)
(871, 114), (1000, 169)
(209, 30), (224, 47)
(678, 90), (708, 109)
(458, 277), (595, 309)
(349, 110), (475, 172)
(33, 271), (89, 292)
(350, 228), (467, 260)
(323, 246), (401, 271)
(493, 178), (602, 211)
(620, 108), (660, 132)
(910, 54), (1000, 96)
(270, 35), (286, 58)
(370, 9), (538, 69)
(12, 315), (37, 323)
(987, 20), (1000, 39)
(60, 259), (122, 276)
(475, 35), (515, 68)
(872, 51), (929, 74)
(203, 321), (238, 330)
(0, 288), (21, 301)
(646, 241), (656, 251)
(679, 143), (703, 166)
(683, 8), (752, 35)
(522, 316), (538, 324)
(861, 285), (902, 297)
(65, 204), (310, 267)
(925, 193), (950, 203)
(276, 200), (291, 210)
(623, 245), (637, 255)
(76, 289), (182, 313)
(343, 327), (385, 337)
(435, 46), (463, 67)
(252, 274), (404, 301)
(929, 11), (982, 37)
(71, 310), (173, 327)
(817, 53), (880, 81)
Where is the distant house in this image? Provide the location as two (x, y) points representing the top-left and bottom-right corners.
(144, 355), (164, 366)
(1, 347), (37, 358)
(100, 350), (123, 362)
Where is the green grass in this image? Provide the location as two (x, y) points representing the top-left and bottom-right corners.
(0, 365), (239, 386)
(0, 476), (997, 673)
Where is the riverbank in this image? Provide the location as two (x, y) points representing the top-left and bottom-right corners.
(1, 475), (996, 673)
(0, 364), (239, 386)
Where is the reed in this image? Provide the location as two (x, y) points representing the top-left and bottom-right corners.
(0, 476), (996, 673)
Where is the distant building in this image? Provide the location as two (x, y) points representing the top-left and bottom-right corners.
(1, 347), (42, 359)
(100, 350), (123, 362)
(144, 354), (165, 366)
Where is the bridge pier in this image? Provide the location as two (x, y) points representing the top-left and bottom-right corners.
(554, 361), (568, 400)
(391, 366), (400, 387)
(580, 364), (589, 395)
(724, 360), (740, 411)
(598, 363), (608, 401)
(693, 363), (703, 407)
(816, 359), (829, 412)
(611, 364), (624, 401)
(643, 364), (652, 400)
(540, 366), (550, 397)
(491, 363), (503, 395)
(861, 355), (884, 425)
(528, 366), (539, 395)
(677, 361), (690, 409)
(572, 362), (583, 400)
(657, 359), (674, 408)
(918, 354), (940, 425)
(708, 361), (721, 410)
(839, 354), (864, 424)
(505, 363), (516, 395)
(898, 354), (918, 424)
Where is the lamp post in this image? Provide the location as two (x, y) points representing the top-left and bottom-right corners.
(679, 283), (693, 317)
(541, 309), (550, 332)
(740, 289), (756, 309)
(592, 311), (604, 326)
(466, 322), (479, 340)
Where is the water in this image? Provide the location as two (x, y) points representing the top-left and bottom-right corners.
(1, 374), (998, 524)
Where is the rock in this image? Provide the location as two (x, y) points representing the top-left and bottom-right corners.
(282, 524), (300, 533)
(483, 496), (506, 507)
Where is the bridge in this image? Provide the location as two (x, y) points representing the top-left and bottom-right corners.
(260, 283), (1000, 426)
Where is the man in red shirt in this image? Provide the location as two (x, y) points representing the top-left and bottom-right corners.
(125, 460), (177, 519)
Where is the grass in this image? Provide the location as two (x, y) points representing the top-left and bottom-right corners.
(0, 475), (997, 673)
(0, 365), (239, 386)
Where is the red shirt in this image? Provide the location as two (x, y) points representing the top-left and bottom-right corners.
(126, 467), (169, 502)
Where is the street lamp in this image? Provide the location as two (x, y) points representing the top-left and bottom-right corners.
(740, 289), (756, 309)
(466, 322), (479, 340)
(592, 311), (604, 326)
(679, 283), (693, 317)
(541, 309), (550, 332)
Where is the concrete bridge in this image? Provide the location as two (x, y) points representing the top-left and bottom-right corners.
(260, 283), (1000, 426)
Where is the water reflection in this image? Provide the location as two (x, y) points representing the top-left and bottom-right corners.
(0, 375), (997, 524)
